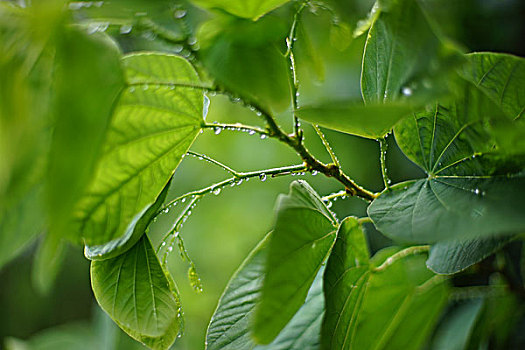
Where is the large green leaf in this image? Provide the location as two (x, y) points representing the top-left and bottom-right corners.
(459, 52), (525, 154)
(191, 0), (291, 20)
(322, 230), (449, 350)
(206, 233), (325, 350)
(296, 101), (413, 139)
(252, 180), (337, 344)
(368, 86), (525, 243)
(91, 235), (183, 350)
(84, 176), (173, 261)
(76, 53), (203, 246)
(47, 29), (124, 243)
(361, 0), (461, 104)
(427, 236), (514, 274)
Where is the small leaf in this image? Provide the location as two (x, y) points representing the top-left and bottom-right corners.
(296, 101), (412, 139)
(91, 235), (183, 350)
(84, 176), (173, 260)
(427, 236), (514, 274)
(206, 233), (325, 350)
(76, 53), (203, 246)
(191, 0), (291, 20)
(430, 300), (484, 350)
(252, 180), (337, 344)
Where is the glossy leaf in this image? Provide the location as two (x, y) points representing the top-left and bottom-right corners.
(84, 176), (173, 260)
(322, 238), (449, 350)
(427, 237), (514, 274)
(191, 0), (291, 20)
(76, 53), (203, 246)
(430, 299), (484, 350)
(361, 0), (461, 104)
(296, 101), (412, 139)
(91, 235), (183, 350)
(47, 29), (124, 243)
(206, 233), (324, 350)
(369, 86), (525, 243)
(252, 180), (337, 344)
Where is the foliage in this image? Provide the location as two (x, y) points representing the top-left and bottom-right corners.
(1, 0), (525, 349)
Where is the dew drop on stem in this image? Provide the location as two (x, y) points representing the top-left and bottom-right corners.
(259, 173), (267, 182)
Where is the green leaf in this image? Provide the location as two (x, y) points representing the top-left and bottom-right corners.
(91, 235), (183, 350)
(206, 233), (325, 350)
(191, 0), (291, 20)
(361, 0), (461, 104)
(32, 234), (67, 295)
(322, 240), (449, 350)
(198, 15), (290, 111)
(76, 53), (203, 246)
(430, 300), (484, 350)
(427, 237), (514, 274)
(84, 176), (173, 260)
(252, 180), (337, 344)
(0, 185), (44, 270)
(47, 29), (124, 243)
(369, 86), (525, 243)
(459, 52), (525, 154)
(296, 101), (413, 139)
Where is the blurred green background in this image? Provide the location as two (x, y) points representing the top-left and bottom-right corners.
(1, 0), (524, 349)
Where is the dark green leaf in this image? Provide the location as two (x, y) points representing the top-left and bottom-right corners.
(76, 53), (203, 246)
(91, 235), (183, 350)
(369, 86), (525, 243)
(191, 0), (291, 20)
(427, 236), (514, 274)
(84, 176), (173, 260)
(47, 29), (124, 243)
(252, 180), (337, 344)
(430, 300), (484, 350)
(296, 101), (412, 139)
(323, 240), (449, 350)
(206, 233), (325, 350)
(361, 0), (461, 104)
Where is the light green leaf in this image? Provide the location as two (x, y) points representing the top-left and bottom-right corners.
(361, 0), (461, 104)
(32, 234), (67, 295)
(368, 86), (525, 243)
(47, 29), (124, 243)
(252, 180), (337, 344)
(430, 299), (484, 350)
(427, 237), (514, 274)
(91, 235), (183, 350)
(0, 185), (44, 270)
(206, 233), (325, 350)
(296, 101), (413, 139)
(76, 53), (203, 246)
(322, 240), (449, 350)
(198, 15), (290, 111)
(84, 176), (173, 260)
(191, 0), (291, 20)
(459, 52), (525, 154)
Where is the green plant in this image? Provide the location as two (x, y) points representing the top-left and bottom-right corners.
(2, 0), (525, 349)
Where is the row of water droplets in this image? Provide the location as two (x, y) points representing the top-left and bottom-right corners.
(210, 122), (268, 139)
(322, 190), (349, 209)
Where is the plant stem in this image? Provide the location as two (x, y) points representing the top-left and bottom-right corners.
(321, 190), (347, 202)
(156, 164), (308, 215)
(374, 245), (430, 272)
(313, 125), (340, 167)
(202, 122), (269, 138)
(379, 137), (390, 190)
(186, 151), (240, 177)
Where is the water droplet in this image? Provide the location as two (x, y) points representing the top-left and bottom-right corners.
(203, 95), (210, 119)
(167, 246), (173, 252)
(260, 134), (267, 139)
(181, 198), (186, 203)
(143, 84), (149, 91)
(326, 201), (333, 208)
(248, 130), (256, 135)
(401, 87), (413, 96)
(214, 127), (222, 135)
(173, 44), (183, 53)
(236, 179), (243, 185)
(212, 188), (221, 195)
(474, 188), (480, 195)
(311, 170), (318, 176)
(259, 173), (267, 182)
(174, 9), (187, 18)
(161, 241), (166, 247)
(120, 24), (132, 34)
